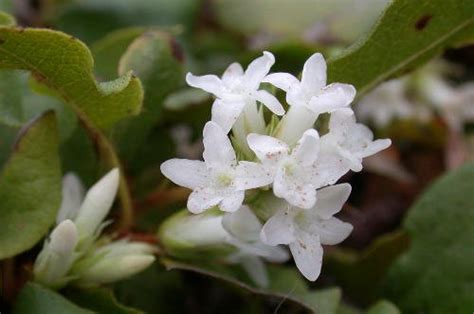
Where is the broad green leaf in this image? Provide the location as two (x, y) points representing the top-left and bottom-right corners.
(0, 27), (143, 128)
(0, 112), (61, 259)
(0, 11), (15, 26)
(383, 163), (474, 313)
(111, 30), (184, 162)
(162, 258), (341, 313)
(325, 230), (409, 305)
(0, 70), (77, 140)
(54, 0), (200, 43)
(92, 27), (147, 80)
(65, 288), (143, 314)
(366, 301), (400, 314)
(12, 283), (92, 314)
(327, 0), (474, 96)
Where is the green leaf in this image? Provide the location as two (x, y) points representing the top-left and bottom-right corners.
(92, 27), (146, 80)
(325, 230), (409, 305)
(383, 163), (474, 313)
(366, 301), (400, 314)
(111, 30), (184, 162)
(162, 258), (341, 313)
(12, 283), (92, 314)
(65, 288), (143, 314)
(0, 112), (61, 259)
(0, 27), (143, 128)
(327, 0), (474, 96)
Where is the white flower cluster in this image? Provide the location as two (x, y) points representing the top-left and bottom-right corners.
(161, 52), (391, 282)
(33, 169), (155, 289)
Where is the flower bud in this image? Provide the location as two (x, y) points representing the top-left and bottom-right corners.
(232, 102), (266, 158)
(274, 105), (318, 146)
(56, 173), (84, 224)
(74, 168), (119, 240)
(158, 209), (233, 259)
(76, 254), (155, 286)
(33, 220), (78, 289)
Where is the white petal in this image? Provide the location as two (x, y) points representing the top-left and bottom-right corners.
(260, 209), (295, 246)
(243, 51), (275, 90)
(74, 169), (119, 238)
(186, 73), (225, 98)
(363, 139), (392, 158)
(316, 217), (353, 245)
(56, 173), (85, 224)
(253, 90), (285, 115)
(222, 205), (261, 242)
(219, 190), (245, 212)
(301, 53), (327, 93)
(234, 161), (273, 190)
(309, 83), (356, 115)
(247, 133), (289, 163)
(222, 62), (244, 84)
(187, 188), (222, 214)
(263, 72), (299, 92)
(160, 159), (208, 189)
(240, 256), (268, 287)
(273, 168), (317, 209)
(310, 150), (351, 188)
(314, 183), (352, 219)
(203, 121), (236, 167)
(261, 245), (290, 263)
(292, 129), (320, 166)
(211, 99), (246, 134)
(289, 232), (323, 281)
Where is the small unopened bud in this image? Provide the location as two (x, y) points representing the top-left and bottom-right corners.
(76, 254), (155, 286)
(158, 209), (232, 259)
(74, 168), (119, 239)
(33, 220), (78, 289)
(56, 173), (85, 224)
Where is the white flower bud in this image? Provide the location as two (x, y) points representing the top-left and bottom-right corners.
(56, 173), (85, 224)
(33, 220), (78, 288)
(74, 168), (119, 239)
(76, 254), (155, 286)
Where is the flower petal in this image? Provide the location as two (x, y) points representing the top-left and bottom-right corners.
(289, 232), (323, 281)
(263, 72), (299, 92)
(222, 62), (244, 85)
(234, 161), (273, 190)
(292, 129), (320, 166)
(314, 183), (352, 219)
(222, 205), (261, 242)
(310, 150), (351, 188)
(273, 168), (317, 209)
(243, 51), (275, 90)
(247, 133), (289, 164)
(187, 188), (222, 214)
(309, 83), (356, 115)
(56, 173), (85, 224)
(203, 121), (237, 167)
(186, 73), (225, 98)
(160, 159), (208, 189)
(301, 53), (327, 93)
(363, 138), (392, 158)
(219, 190), (245, 212)
(260, 209), (295, 246)
(253, 89), (285, 115)
(316, 217), (353, 245)
(240, 256), (268, 287)
(211, 99), (246, 134)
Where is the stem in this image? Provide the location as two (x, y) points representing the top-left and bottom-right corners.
(80, 119), (133, 232)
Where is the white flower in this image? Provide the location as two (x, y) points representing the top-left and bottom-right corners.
(247, 129), (323, 209)
(186, 51), (284, 133)
(222, 206), (289, 287)
(319, 108), (391, 174)
(74, 168), (120, 240)
(441, 82), (474, 131)
(261, 184), (353, 281)
(161, 122), (273, 214)
(33, 220), (79, 288)
(356, 78), (431, 128)
(264, 53), (356, 144)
